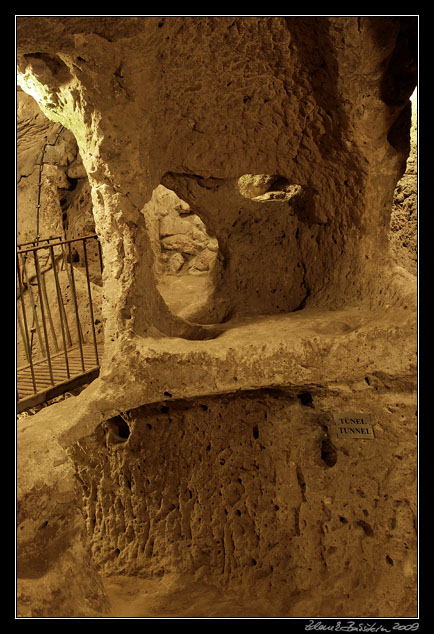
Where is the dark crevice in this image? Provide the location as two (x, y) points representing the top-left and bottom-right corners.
(66, 175), (78, 191)
(23, 52), (72, 85)
(357, 520), (374, 537)
(378, 17), (418, 107)
(297, 391), (314, 407)
(104, 415), (131, 442)
(293, 259), (311, 312)
(321, 438), (338, 467)
(296, 465), (307, 501)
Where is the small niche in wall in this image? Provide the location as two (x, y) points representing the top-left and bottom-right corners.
(103, 415), (131, 443)
(238, 174), (304, 203)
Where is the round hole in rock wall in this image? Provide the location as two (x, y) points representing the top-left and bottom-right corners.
(142, 184), (221, 323)
(104, 415), (130, 442)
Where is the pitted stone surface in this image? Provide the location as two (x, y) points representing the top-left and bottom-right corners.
(69, 384), (417, 617)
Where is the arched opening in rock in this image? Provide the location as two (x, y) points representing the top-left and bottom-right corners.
(142, 184), (221, 323)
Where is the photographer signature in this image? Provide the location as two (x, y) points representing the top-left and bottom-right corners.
(305, 622), (419, 632)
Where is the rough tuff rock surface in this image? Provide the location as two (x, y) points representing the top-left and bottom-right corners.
(69, 384), (417, 618)
(16, 16), (417, 618)
(17, 87), (93, 245)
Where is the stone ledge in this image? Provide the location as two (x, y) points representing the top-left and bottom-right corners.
(38, 304), (416, 448)
(18, 305), (416, 451)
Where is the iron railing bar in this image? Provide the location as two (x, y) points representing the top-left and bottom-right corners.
(17, 304), (30, 363)
(21, 254), (46, 359)
(53, 244), (72, 346)
(68, 242), (85, 373)
(54, 245), (72, 347)
(17, 235), (103, 408)
(60, 242), (82, 344)
(40, 266), (59, 353)
(16, 342), (86, 372)
(17, 234), (99, 255)
(49, 245), (70, 379)
(82, 239), (99, 366)
(33, 249), (54, 386)
(97, 238), (104, 273)
(17, 236), (63, 249)
(16, 263), (30, 364)
(16, 257), (37, 391)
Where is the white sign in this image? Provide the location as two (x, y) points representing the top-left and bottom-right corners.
(333, 413), (375, 439)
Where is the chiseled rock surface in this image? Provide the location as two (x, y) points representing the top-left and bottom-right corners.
(143, 183), (218, 276)
(17, 88), (93, 246)
(16, 16), (417, 617)
(69, 383), (417, 618)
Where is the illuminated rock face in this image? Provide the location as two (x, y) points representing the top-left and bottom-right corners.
(16, 88), (92, 245)
(17, 16), (417, 339)
(16, 17), (417, 618)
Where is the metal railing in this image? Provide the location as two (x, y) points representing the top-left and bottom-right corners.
(16, 233), (104, 412)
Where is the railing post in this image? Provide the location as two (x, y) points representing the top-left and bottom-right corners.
(40, 258), (59, 353)
(33, 249), (54, 385)
(16, 254), (37, 392)
(60, 242), (83, 344)
(68, 242), (85, 373)
(52, 244), (72, 347)
(50, 244), (70, 379)
(17, 305), (30, 363)
(21, 253), (46, 359)
(82, 238), (99, 366)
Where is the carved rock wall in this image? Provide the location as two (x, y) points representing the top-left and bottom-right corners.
(142, 184), (218, 276)
(16, 16), (418, 618)
(69, 383), (417, 617)
(17, 16), (417, 342)
(17, 87), (93, 245)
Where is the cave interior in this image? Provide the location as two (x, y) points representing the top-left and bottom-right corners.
(16, 15), (418, 619)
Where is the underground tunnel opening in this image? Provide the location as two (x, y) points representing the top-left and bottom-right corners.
(143, 184), (221, 323)
(16, 86), (106, 415)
